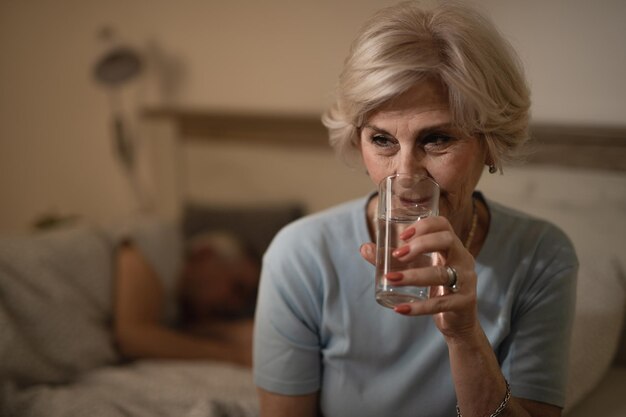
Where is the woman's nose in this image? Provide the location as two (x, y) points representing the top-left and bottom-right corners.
(397, 150), (427, 176)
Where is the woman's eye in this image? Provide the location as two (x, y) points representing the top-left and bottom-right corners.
(371, 134), (396, 148)
(422, 133), (454, 150)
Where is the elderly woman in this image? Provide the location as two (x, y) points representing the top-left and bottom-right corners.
(253, 2), (577, 417)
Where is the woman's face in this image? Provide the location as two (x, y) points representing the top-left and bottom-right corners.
(359, 78), (487, 231)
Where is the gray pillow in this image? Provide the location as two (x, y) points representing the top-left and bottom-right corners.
(182, 202), (305, 260)
(0, 225), (118, 386)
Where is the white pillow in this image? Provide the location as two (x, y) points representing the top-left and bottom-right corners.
(539, 208), (625, 412)
(479, 166), (626, 411)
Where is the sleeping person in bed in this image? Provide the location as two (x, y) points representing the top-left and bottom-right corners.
(114, 231), (259, 367)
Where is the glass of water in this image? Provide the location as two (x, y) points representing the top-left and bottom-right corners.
(375, 173), (440, 309)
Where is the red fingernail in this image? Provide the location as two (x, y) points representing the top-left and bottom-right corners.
(392, 246), (410, 257)
(385, 272), (403, 281)
(394, 305), (411, 315)
(400, 227), (416, 240)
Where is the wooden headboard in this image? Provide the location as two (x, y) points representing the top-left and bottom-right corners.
(141, 108), (626, 219)
(144, 108), (626, 172)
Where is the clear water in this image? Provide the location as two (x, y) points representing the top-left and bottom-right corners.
(375, 215), (433, 308)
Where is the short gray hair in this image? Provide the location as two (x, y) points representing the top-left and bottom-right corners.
(322, 1), (531, 170)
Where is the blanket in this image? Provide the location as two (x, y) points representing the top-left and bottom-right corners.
(2, 360), (257, 417)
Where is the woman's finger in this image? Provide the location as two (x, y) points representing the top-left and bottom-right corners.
(400, 215), (453, 241)
(385, 264), (453, 288)
(359, 242), (376, 265)
(393, 230), (458, 262)
(393, 291), (473, 316)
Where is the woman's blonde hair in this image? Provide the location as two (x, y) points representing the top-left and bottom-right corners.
(322, 1), (531, 170)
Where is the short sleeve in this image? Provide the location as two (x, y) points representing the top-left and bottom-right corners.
(253, 226), (323, 395)
(498, 226), (578, 407)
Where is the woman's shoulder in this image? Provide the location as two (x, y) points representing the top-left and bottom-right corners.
(279, 196), (368, 236)
(488, 198), (567, 235)
(265, 196), (369, 255)
(485, 197), (577, 263)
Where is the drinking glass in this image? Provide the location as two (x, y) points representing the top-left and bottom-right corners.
(375, 174), (440, 309)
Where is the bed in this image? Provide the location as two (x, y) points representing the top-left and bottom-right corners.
(0, 109), (624, 416)
(143, 109), (626, 415)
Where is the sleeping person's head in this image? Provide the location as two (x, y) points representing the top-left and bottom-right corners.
(179, 232), (260, 322)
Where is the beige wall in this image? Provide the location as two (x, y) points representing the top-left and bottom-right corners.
(1, 0), (625, 232)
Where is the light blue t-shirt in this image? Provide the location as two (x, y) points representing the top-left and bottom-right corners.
(253, 194), (578, 417)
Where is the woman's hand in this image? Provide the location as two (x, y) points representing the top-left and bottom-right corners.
(360, 215), (479, 340)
